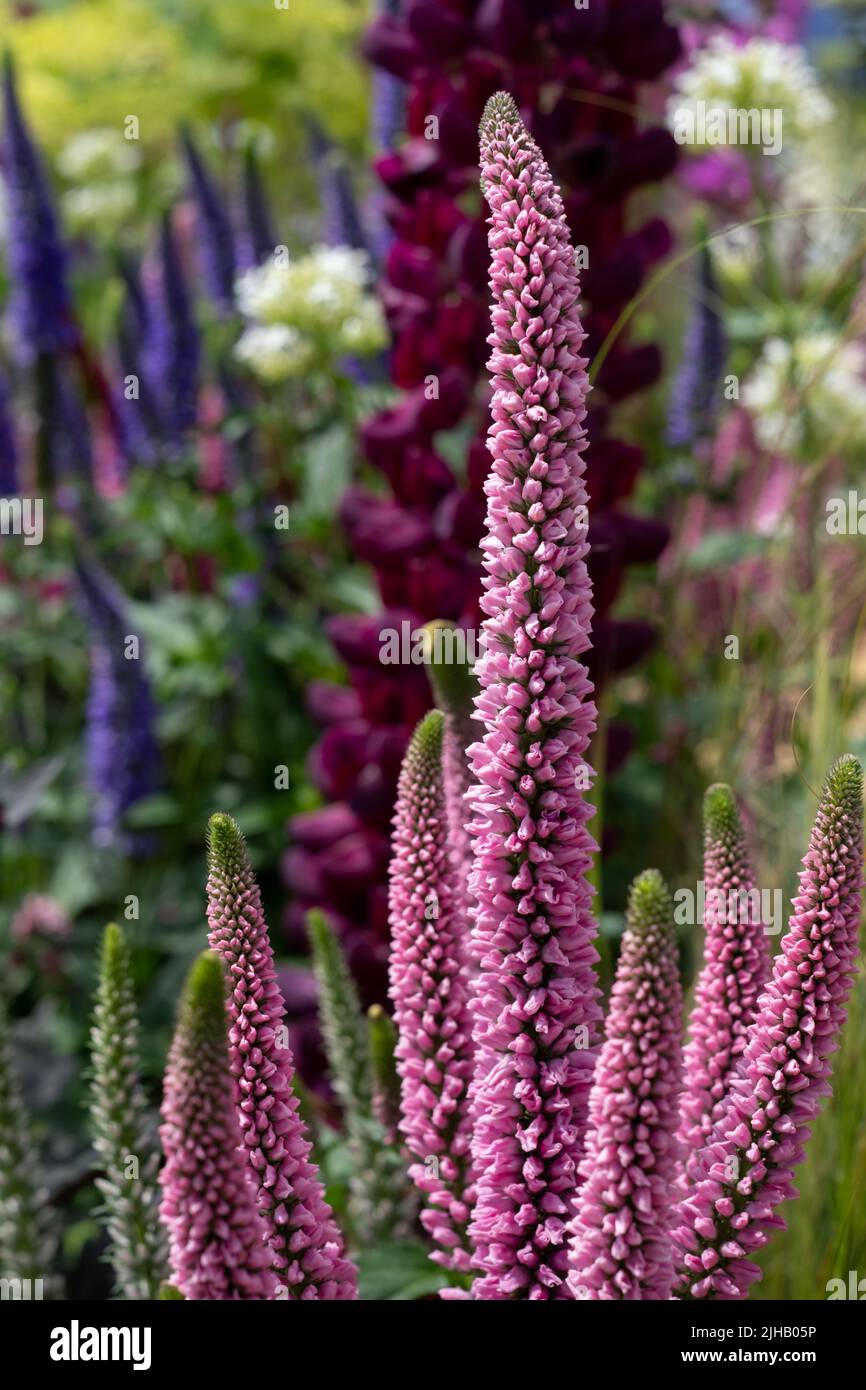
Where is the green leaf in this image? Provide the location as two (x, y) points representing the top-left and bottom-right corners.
(356, 1240), (450, 1302)
(684, 529), (769, 574)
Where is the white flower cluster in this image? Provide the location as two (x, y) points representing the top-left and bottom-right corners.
(58, 127), (141, 233)
(667, 36), (833, 148)
(57, 128), (141, 181)
(234, 245), (386, 381)
(744, 333), (866, 454)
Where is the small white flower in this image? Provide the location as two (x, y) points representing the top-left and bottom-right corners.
(235, 243), (385, 365)
(233, 323), (314, 381)
(63, 182), (137, 231)
(667, 36), (833, 149)
(235, 260), (296, 324)
(58, 127), (141, 181)
(338, 298), (388, 355)
(744, 333), (866, 454)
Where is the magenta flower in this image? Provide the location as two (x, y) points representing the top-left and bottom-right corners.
(678, 785), (771, 1185)
(159, 951), (276, 1300)
(672, 755), (863, 1300)
(567, 871), (682, 1301)
(206, 813), (358, 1300)
(466, 92), (602, 1301)
(388, 710), (474, 1270)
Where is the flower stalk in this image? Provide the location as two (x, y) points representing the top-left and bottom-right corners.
(466, 91), (601, 1300)
(206, 812), (357, 1299)
(568, 871), (682, 1300)
(159, 951), (275, 1300)
(89, 923), (166, 1299)
(672, 756), (863, 1299)
(388, 710), (474, 1271)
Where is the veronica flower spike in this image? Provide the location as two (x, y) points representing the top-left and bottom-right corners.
(678, 785), (771, 1185)
(159, 951), (276, 1300)
(206, 813), (357, 1300)
(466, 91), (602, 1300)
(673, 755), (863, 1300)
(568, 871), (682, 1301)
(388, 710), (474, 1271)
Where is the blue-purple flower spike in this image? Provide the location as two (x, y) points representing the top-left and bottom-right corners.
(667, 241), (726, 452)
(75, 554), (160, 854)
(143, 213), (201, 449)
(0, 52), (76, 362)
(181, 129), (237, 310)
(0, 366), (19, 492)
(241, 144), (277, 267)
(307, 118), (370, 253)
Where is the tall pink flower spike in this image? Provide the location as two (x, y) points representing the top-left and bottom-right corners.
(388, 709), (475, 1271)
(206, 813), (358, 1300)
(677, 784), (771, 1185)
(467, 90), (602, 1300)
(672, 755), (863, 1299)
(568, 871), (682, 1301)
(159, 950), (276, 1300)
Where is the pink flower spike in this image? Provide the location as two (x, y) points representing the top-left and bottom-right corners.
(388, 709), (475, 1271)
(206, 813), (358, 1299)
(467, 91), (602, 1301)
(678, 784), (771, 1185)
(568, 871), (683, 1301)
(159, 951), (276, 1300)
(672, 756), (863, 1300)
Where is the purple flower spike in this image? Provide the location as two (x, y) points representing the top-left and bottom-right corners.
(568, 871), (682, 1301)
(181, 129), (237, 310)
(678, 784), (771, 1186)
(75, 553), (160, 854)
(666, 242), (726, 453)
(388, 710), (475, 1271)
(1, 53), (76, 361)
(308, 119), (369, 254)
(241, 145), (277, 268)
(160, 951), (276, 1300)
(143, 213), (200, 448)
(466, 92), (602, 1301)
(206, 813), (358, 1300)
(0, 366), (19, 492)
(672, 755), (863, 1300)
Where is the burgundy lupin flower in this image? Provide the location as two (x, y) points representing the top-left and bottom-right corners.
(388, 710), (474, 1270)
(568, 871), (682, 1301)
(206, 813), (357, 1300)
(466, 92), (602, 1301)
(678, 784), (771, 1185)
(159, 951), (276, 1300)
(672, 755), (863, 1300)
